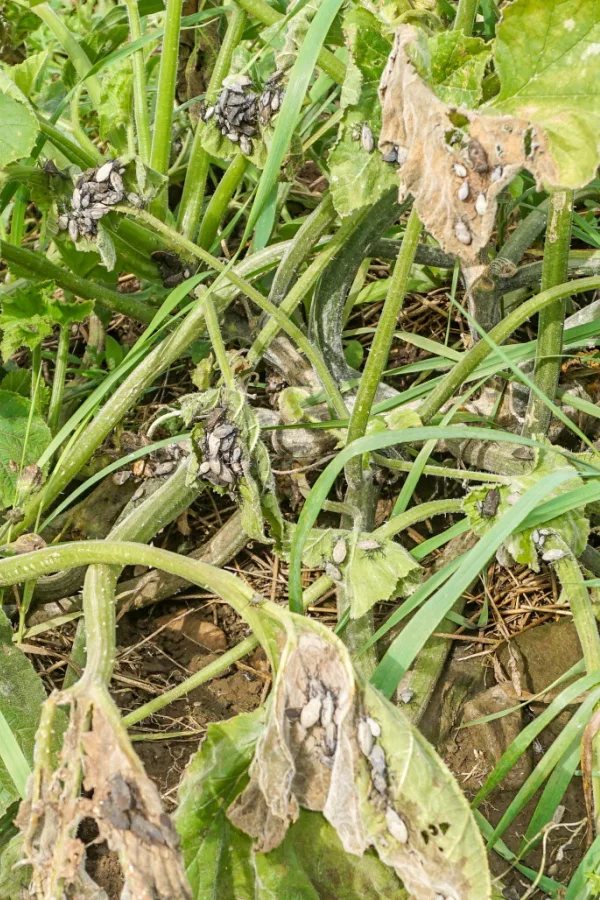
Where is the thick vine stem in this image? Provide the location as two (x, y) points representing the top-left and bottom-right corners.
(65, 460), (202, 687)
(417, 275), (600, 424)
(124, 0), (152, 163)
(12, 288), (212, 537)
(33, 4), (102, 108)
(0, 540), (279, 669)
(150, 0), (184, 219)
(453, 0), (478, 34)
(345, 207), (422, 493)
(337, 208), (422, 677)
(524, 190), (573, 437)
(178, 6), (247, 240)
(118, 206), (349, 417)
(197, 154), (249, 250)
(0, 240), (155, 324)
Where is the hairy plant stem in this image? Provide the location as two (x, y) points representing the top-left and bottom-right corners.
(178, 6), (247, 240)
(124, 0), (152, 163)
(202, 291), (237, 389)
(523, 190), (573, 437)
(65, 461), (202, 687)
(248, 197), (360, 365)
(337, 208), (422, 677)
(232, 0), (346, 84)
(12, 289), (212, 537)
(417, 275), (600, 424)
(119, 206), (348, 417)
(33, 4), (102, 108)
(0, 541), (277, 670)
(345, 208), (422, 492)
(374, 498), (464, 542)
(371, 453), (512, 484)
(453, 0), (478, 34)
(123, 574), (332, 726)
(267, 192), (337, 308)
(70, 86), (103, 162)
(197, 154), (249, 250)
(47, 325), (70, 436)
(150, 0), (184, 219)
(0, 240), (155, 324)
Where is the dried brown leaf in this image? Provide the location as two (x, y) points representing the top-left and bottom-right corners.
(17, 685), (190, 900)
(228, 618), (491, 899)
(378, 25), (557, 266)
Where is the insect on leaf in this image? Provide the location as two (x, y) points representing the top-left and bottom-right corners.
(227, 614), (492, 899)
(329, 8), (397, 217)
(175, 707), (407, 899)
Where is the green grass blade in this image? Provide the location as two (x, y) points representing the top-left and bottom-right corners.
(565, 832), (600, 899)
(243, 0), (346, 238)
(371, 471), (575, 695)
(0, 709), (30, 800)
(521, 736), (580, 851)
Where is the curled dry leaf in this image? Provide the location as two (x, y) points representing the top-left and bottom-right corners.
(228, 618), (491, 899)
(17, 686), (190, 899)
(378, 25), (557, 266)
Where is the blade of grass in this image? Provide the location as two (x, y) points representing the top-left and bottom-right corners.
(242, 0), (347, 240)
(371, 470), (575, 695)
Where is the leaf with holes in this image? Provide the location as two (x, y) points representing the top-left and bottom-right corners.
(175, 707), (408, 899)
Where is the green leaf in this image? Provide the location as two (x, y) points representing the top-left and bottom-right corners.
(487, 0), (600, 187)
(291, 525), (421, 618)
(0, 281), (93, 358)
(0, 833), (30, 900)
(227, 613), (491, 898)
(463, 447), (589, 571)
(0, 610), (49, 813)
(407, 30), (490, 109)
(329, 8), (397, 217)
(0, 89), (38, 167)
(98, 62), (132, 142)
(175, 709), (264, 899)
(176, 708), (407, 900)
(3, 50), (49, 98)
(0, 390), (51, 510)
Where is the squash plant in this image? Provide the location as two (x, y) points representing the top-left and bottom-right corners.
(0, 0), (600, 896)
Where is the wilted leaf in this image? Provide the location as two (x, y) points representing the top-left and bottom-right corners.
(407, 30), (490, 108)
(329, 8), (397, 217)
(184, 387), (282, 543)
(487, 0), (600, 188)
(228, 615), (491, 899)
(176, 708), (406, 899)
(378, 26), (557, 264)
(18, 687), (190, 899)
(0, 281), (93, 359)
(0, 89), (38, 167)
(463, 448), (588, 571)
(0, 391), (51, 510)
